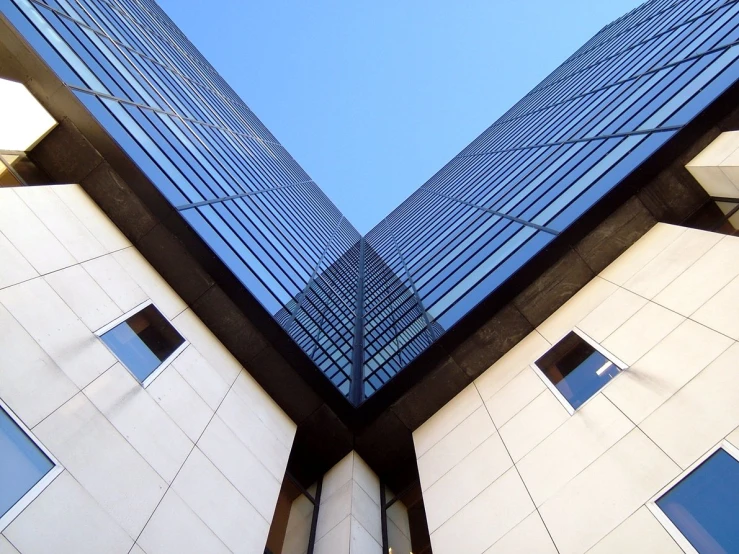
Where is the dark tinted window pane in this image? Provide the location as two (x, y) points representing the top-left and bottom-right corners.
(1, 154), (51, 185)
(0, 407), (54, 518)
(657, 449), (739, 554)
(536, 332), (621, 410)
(101, 304), (185, 382)
(0, 156), (23, 187)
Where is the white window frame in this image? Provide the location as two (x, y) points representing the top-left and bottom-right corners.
(530, 327), (627, 415)
(0, 399), (63, 532)
(95, 300), (188, 388)
(647, 440), (739, 554)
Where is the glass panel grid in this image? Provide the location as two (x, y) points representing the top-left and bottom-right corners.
(8, 0), (739, 402)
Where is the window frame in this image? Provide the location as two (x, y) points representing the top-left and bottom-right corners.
(94, 299), (188, 388)
(0, 398), (63, 532)
(647, 440), (739, 554)
(0, 149), (26, 187)
(530, 327), (627, 415)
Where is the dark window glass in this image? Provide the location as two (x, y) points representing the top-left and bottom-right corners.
(657, 448), (739, 554)
(101, 304), (185, 383)
(0, 406), (54, 518)
(535, 331), (621, 410)
(0, 154), (51, 185)
(0, 156), (23, 187)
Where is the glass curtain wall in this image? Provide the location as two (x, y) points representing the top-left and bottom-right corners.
(6, 0), (739, 403)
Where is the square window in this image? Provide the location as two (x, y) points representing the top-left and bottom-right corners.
(533, 330), (623, 411)
(654, 446), (739, 554)
(99, 303), (186, 384)
(0, 404), (58, 528)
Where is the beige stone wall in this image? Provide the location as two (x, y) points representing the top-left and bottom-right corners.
(687, 130), (739, 227)
(414, 223), (739, 554)
(307, 451), (410, 554)
(0, 78), (55, 151)
(280, 487), (316, 554)
(314, 451), (382, 554)
(0, 184), (296, 554)
(385, 490), (411, 554)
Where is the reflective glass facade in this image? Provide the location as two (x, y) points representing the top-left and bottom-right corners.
(657, 448), (739, 552)
(0, 406), (54, 519)
(4, 0), (739, 403)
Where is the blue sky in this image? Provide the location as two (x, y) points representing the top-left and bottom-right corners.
(158, 0), (644, 234)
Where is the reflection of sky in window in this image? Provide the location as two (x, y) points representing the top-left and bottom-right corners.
(658, 449), (739, 554)
(0, 408), (54, 517)
(101, 323), (161, 382)
(14, 0), (739, 400)
(556, 350), (620, 410)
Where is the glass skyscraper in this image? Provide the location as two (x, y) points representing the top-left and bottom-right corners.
(5, 0), (739, 406)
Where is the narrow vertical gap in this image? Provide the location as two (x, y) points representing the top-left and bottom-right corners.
(350, 237), (366, 406)
(306, 476), (323, 554)
(380, 481), (389, 554)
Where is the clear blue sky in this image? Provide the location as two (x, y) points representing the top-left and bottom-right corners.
(158, 0), (644, 234)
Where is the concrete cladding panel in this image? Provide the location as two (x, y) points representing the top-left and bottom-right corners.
(415, 223), (739, 554)
(0, 78), (56, 151)
(313, 451), (410, 554)
(0, 185), (296, 553)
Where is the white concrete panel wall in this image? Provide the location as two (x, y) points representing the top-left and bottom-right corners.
(281, 489), (316, 554)
(0, 185), (297, 554)
(385, 492), (411, 554)
(0, 78), (56, 151)
(686, 131), (739, 198)
(313, 452), (383, 554)
(686, 131), (739, 226)
(414, 223), (739, 554)
(280, 476), (411, 554)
